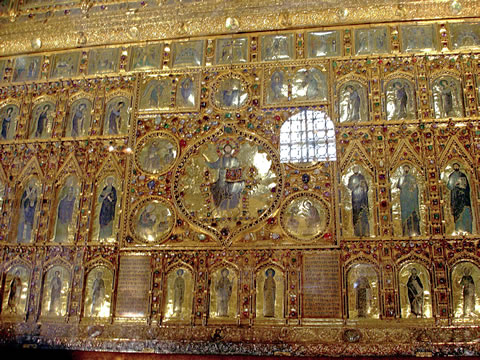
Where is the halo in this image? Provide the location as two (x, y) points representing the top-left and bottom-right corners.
(215, 138), (240, 157)
(265, 268), (276, 277)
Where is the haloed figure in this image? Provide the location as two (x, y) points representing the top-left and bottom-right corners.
(407, 268), (423, 318)
(216, 268), (233, 317)
(345, 85), (361, 122)
(98, 177), (117, 240)
(263, 268), (276, 317)
(108, 101), (125, 135)
(393, 82), (408, 119)
(447, 163), (472, 234)
(355, 276), (371, 318)
(460, 268), (475, 317)
(91, 271), (105, 316)
(35, 104), (50, 138)
(17, 184), (38, 243)
(1, 107), (14, 140)
(173, 269), (185, 315)
(55, 186), (76, 243)
(7, 270), (22, 314)
(397, 165), (421, 237)
(49, 271), (62, 315)
(347, 166), (370, 237)
(71, 103), (87, 137)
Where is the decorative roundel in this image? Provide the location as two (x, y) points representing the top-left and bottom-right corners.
(279, 192), (329, 243)
(135, 131), (179, 175)
(130, 198), (176, 244)
(211, 73), (250, 110)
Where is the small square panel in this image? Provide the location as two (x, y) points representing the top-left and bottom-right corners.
(50, 52), (80, 79)
(12, 56), (42, 82)
(88, 48), (120, 75)
(215, 37), (248, 64)
(400, 24), (437, 52)
(307, 31), (341, 58)
(354, 27), (389, 55)
(129, 44), (163, 71)
(261, 34), (294, 61)
(449, 22), (480, 50)
(171, 40), (204, 68)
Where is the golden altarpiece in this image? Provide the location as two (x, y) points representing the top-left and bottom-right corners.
(1, 0), (480, 356)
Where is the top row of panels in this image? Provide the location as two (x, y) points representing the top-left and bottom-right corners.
(1, 22), (480, 83)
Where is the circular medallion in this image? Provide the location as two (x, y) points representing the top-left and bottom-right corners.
(279, 192), (329, 242)
(211, 74), (249, 110)
(130, 199), (175, 244)
(173, 126), (283, 245)
(135, 132), (178, 175)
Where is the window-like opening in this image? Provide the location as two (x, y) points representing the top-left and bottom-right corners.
(280, 109), (336, 163)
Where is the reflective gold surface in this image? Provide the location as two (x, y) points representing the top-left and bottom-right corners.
(163, 267), (193, 322)
(399, 263), (432, 319)
(347, 264), (380, 319)
(41, 266), (70, 318)
(83, 266), (113, 318)
(1, 265), (29, 317)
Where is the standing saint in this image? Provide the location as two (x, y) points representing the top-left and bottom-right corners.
(396, 164), (421, 236)
(447, 163), (472, 234)
(71, 103), (87, 137)
(354, 276), (371, 318)
(98, 177), (117, 240)
(149, 83), (164, 108)
(439, 79), (454, 118)
(263, 268), (276, 318)
(1, 107), (14, 140)
(345, 85), (361, 122)
(91, 271), (105, 316)
(215, 268), (233, 317)
(180, 78), (193, 106)
(393, 82), (408, 119)
(270, 72), (284, 101)
(406, 268), (423, 318)
(54, 186), (76, 243)
(203, 144), (245, 211)
(107, 101), (125, 135)
(49, 270), (62, 315)
(17, 184), (38, 243)
(347, 166), (370, 237)
(7, 270), (22, 314)
(173, 269), (185, 315)
(34, 104), (50, 138)
(460, 267), (475, 317)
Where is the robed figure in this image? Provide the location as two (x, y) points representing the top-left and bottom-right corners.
(55, 186), (76, 243)
(263, 269), (276, 317)
(347, 166), (370, 237)
(1, 107), (14, 140)
(173, 269), (185, 315)
(447, 163), (472, 233)
(393, 82), (408, 119)
(354, 276), (371, 318)
(7, 270), (22, 313)
(107, 101), (125, 135)
(91, 271), (105, 316)
(460, 268), (475, 317)
(98, 178), (117, 240)
(204, 144), (245, 211)
(17, 184), (38, 243)
(439, 80), (454, 118)
(345, 85), (361, 122)
(34, 105), (50, 138)
(71, 103), (87, 137)
(407, 268), (423, 317)
(215, 268), (233, 317)
(396, 165), (421, 236)
(49, 271), (62, 315)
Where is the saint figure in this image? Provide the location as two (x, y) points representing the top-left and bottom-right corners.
(1, 107), (14, 140)
(393, 82), (408, 119)
(215, 268), (233, 317)
(17, 184), (38, 243)
(396, 165), (421, 236)
(149, 83), (164, 108)
(91, 271), (105, 316)
(354, 276), (371, 318)
(7, 270), (22, 314)
(270, 71), (284, 101)
(71, 103), (87, 137)
(34, 104), (50, 138)
(98, 177), (117, 240)
(439, 79), (454, 118)
(203, 144), (245, 211)
(460, 267), (475, 317)
(173, 269), (185, 315)
(347, 166), (370, 237)
(447, 163), (472, 234)
(263, 268), (276, 317)
(406, 268), (423, 317)
(180, 78), (193, 106)
(137, 204), (157, 240)
(345, 85), (361, 122)
(107, 101), (125, 135)
(55, 186), (76, 243)
(49, 270), (62, 315)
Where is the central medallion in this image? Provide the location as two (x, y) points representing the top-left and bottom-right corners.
(173, 126), (283, 246)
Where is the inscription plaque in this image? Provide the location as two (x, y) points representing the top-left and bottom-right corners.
(116, 256), (151, 317)
(302, 252), (341, 318)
